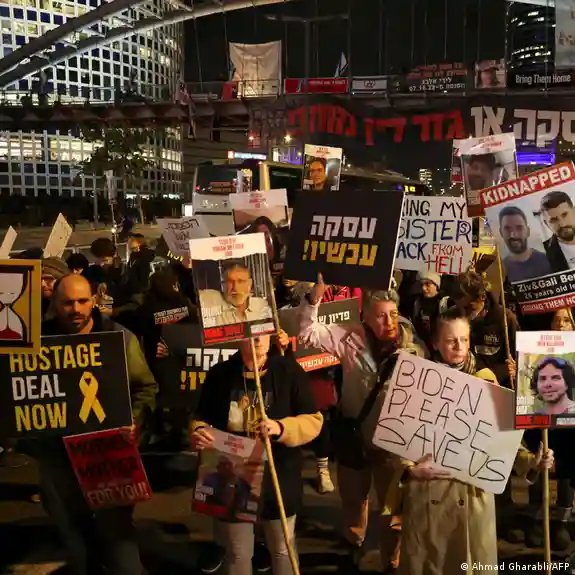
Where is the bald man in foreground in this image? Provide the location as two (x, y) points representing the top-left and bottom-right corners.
(32, 274), (157, 575)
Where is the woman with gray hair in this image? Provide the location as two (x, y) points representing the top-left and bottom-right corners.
(298, 273), (427, 572)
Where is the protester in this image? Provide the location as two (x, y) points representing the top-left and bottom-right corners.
(83, 237), (122, 294)
(452, 269), (518, 389)
(40, 257), (69, 319)
(190, 333), (322, 575)
(66, 253), (90, 275)
(298, 274), (427, 572)
(396, 308), (554, 575)
(27, 274), (157, 575)
(410, 271), (451, 351)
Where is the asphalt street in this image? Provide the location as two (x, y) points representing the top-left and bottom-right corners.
(1, 450), (573, 575)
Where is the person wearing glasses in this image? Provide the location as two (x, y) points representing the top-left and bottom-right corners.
(531, 357), (575, 415)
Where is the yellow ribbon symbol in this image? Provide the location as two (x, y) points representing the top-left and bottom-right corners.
(78, 371), (106, 424)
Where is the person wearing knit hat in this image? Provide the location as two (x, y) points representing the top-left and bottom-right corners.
(412, 271), (451, 351)
(41, 257), (69, 317)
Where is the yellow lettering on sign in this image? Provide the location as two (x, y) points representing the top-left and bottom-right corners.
(180, 370), (206, 391)
(9, 343), (103, 373)
(14, 403), (67, 432)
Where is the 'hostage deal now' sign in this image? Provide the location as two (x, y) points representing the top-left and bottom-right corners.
(0, 332), (133, 438)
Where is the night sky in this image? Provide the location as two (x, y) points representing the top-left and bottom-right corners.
(184, 0), (507, 82)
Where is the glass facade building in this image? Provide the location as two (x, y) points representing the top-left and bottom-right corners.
(0, 0), (183, 201)
(507, 2), (554, 72)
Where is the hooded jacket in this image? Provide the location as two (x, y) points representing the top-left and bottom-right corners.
(298, 301), (427, 444)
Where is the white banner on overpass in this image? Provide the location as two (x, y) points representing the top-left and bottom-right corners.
(351, 76), (388, 93)
(556, 0), (575, 68)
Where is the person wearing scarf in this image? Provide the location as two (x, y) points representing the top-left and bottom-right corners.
(190, 334), (322, 575)
(298, 274), (427, 572)
(395, 308), (554, 575)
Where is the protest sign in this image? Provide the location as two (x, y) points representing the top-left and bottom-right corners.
(0, 259), (41, 355)
(457, 133), (518, 217)
(230, 189), (289, 277)
(157, 216), (210, 260)
(480, 162), (575, 314)
(0, 226), (17, 258)
(372, 353), (523, 494)
(44, 213), (73, 258)
(190, 233), (277, 345)
(515, 331), (575, 429)
(283, 190), (404, 289)
(395, 196), (473, 275)
(64, 428), (152, 510)
(157, 298), (360, 408)
(0, 332), (132, 438)
(302, 144), (343, 191)
(194, 428), (266, 523)
(278, 298), (360, 371)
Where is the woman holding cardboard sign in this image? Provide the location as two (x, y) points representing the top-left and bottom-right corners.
(396, 308), (554, 575)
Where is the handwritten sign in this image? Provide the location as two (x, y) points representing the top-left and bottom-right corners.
(157, 216), (209, 260)
(44, 213), (72, 258)
(284, 190), (404, 289)
(64, 429), (152, 510)
(372, 353), (523, 494)
(395, 196), (473, 275)
(0, 226), (17, 258)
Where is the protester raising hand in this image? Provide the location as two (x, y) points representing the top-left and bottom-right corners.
(406, 454), (453, 481)
(308, 273), (327, 305)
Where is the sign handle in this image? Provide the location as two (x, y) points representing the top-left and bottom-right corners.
(542, 428), (551, 575)
(496, 248), (515, 391)
(249, 337), (299, 575)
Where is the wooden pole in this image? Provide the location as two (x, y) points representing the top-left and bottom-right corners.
(495, 248), (514, 390)
(249, 337), (299, 575)
(542, 428), (551, 575)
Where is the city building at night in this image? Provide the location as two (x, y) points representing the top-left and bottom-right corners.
(0, 0), (183, 200)
(507, 1), (554, 73)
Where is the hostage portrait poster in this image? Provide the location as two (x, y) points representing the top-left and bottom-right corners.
(190, 233), (277, 345)
(372, 353), (523, 494)
(457, 133), (518, 218)
(515, 331), (575, 429)
(480, 162), (575, 314)
(302, 144), (343, 192)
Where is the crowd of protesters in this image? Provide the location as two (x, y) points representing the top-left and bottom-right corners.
(1, 230), (565, 575)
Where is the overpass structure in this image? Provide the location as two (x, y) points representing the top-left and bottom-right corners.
(0, 0), (293, 90)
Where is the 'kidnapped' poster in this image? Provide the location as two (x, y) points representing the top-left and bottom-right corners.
(481, 161), (575, 314)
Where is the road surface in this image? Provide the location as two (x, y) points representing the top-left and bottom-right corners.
(3, 224), (162, 255)
(1, 451), (573, 575)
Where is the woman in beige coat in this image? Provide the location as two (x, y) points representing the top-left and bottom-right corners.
(396, 309), (554, 575)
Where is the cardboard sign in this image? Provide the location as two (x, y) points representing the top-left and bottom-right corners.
(515, 331), (575, 429)
(64, 428), (152, 510)
(372, 353), (523, 494)
(395, 196), (473, 275)
(0, 226), (17, 258)
(0, 331), (133, 438)
(193, 429), (266, 523)
(481, 162), (575, 314)
(157, 216), (210, 260)
(191, 233), (277, 345)
(284, 190), (404, 289)
(0, 259), (42, 355)
(44, 213), (73, 258)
